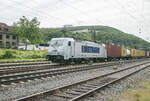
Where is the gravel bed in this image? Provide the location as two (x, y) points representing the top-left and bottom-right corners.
(82, 63), (150, 101)
(0, 60), (149, 101)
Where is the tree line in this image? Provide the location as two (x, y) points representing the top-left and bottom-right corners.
(12, 16), (150, 51)
(41, 26), (150, 50)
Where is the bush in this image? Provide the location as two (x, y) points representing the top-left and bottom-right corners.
(0, 50), (4, 59)
(2, 49), (16, 59)
(0, 49), (47, 59)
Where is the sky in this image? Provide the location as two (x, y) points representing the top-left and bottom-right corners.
(0, 0), (150, 42)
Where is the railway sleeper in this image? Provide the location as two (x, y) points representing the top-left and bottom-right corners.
(64, 91), (82, 95)
(54, 93), (75, 99)
(81, 84), (99, 88)
(71, 89), (89, 93)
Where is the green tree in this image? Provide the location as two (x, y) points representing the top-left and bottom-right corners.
(12, 16), (42, 50)
(60, 29), (67, 37)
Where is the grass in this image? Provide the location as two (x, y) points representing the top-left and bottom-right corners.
(111, 82), (150, 101)
(0, 49), (47, 61)
(110, 68), (150, 101)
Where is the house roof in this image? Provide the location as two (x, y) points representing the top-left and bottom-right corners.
(0, 22), (13, 34)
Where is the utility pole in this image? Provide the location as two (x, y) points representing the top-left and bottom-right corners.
(139, 28), (141, 34)
(93, 26), (96, 42)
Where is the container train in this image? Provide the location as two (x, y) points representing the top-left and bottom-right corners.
(46, 38), (150, 63)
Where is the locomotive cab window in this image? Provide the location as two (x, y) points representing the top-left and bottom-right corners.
(50, 40), (64, 46)
(68, 41), (71, 46)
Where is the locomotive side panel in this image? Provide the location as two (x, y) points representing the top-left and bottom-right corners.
(73, 41), (107, 59)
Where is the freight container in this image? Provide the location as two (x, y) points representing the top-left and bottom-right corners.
(121, 48), (127, 57)
(105, 44), (121, 58)
(137, 50), (145, 56)
(130, 49), (145, 57)
(121, 48), (131, 57)
(141, 50), (144, 56)
(145, 51), (147, 57)
(130, 49), (136, 57)
(147, 51), (150, 57)
(127, 49), (131, 56)
(140, 50), (146, 56)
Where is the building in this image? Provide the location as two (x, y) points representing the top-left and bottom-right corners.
(18, 43), (49, 51)
(72, 29), (89, 33)
(18, 43), (38, 50)
(0, 22), (18, 48)
(63, 24), (73, 28)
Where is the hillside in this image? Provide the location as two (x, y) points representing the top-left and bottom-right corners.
(41, 25), (150, 50)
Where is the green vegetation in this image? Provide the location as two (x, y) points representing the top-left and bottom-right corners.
(12, 16), (42, 50)
(117, 81), (150, 101)
(41, 25), (150, 50)
(0, 49), (47, 60)
(110, 69), (150, 101)
(11, 16), (150, 51)
(10, 16), (150, 51)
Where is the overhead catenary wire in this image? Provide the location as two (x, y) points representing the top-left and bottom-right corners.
(116, 0), (149, 28)
(6, 0), (66, 26)
(3, 0), (111, 27)
(58, 0), (106, 25)
(115, 0), (149, 40)
(6, 0), (92, 27)
(29, 0), (88, 26)
(10, 0), (62, 20)
(58, 0), (107, 41)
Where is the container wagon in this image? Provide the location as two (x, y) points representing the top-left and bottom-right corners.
(121, 47), (131, 58)
(130, 49), (145, 58)
(105, 44), (121, 60)
(147, 51), (150, 57)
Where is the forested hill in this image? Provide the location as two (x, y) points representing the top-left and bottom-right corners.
(41, 25), (150, 50)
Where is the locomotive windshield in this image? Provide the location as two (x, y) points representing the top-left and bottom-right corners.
(50, 40), (64, 47)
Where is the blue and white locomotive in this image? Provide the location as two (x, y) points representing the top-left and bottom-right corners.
(46, 38), (107, 63)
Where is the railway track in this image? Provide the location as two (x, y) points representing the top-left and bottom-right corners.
(0, 58), (148, 83)
(0, 61), (50, 67)
(0, 63), (58, 76)
(0, 62), (118, 86)
(0, 58), (147, 76)
(0, 60), (46, 64)
(13, 60), (150, 101)
(0, 61), (114, 76)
